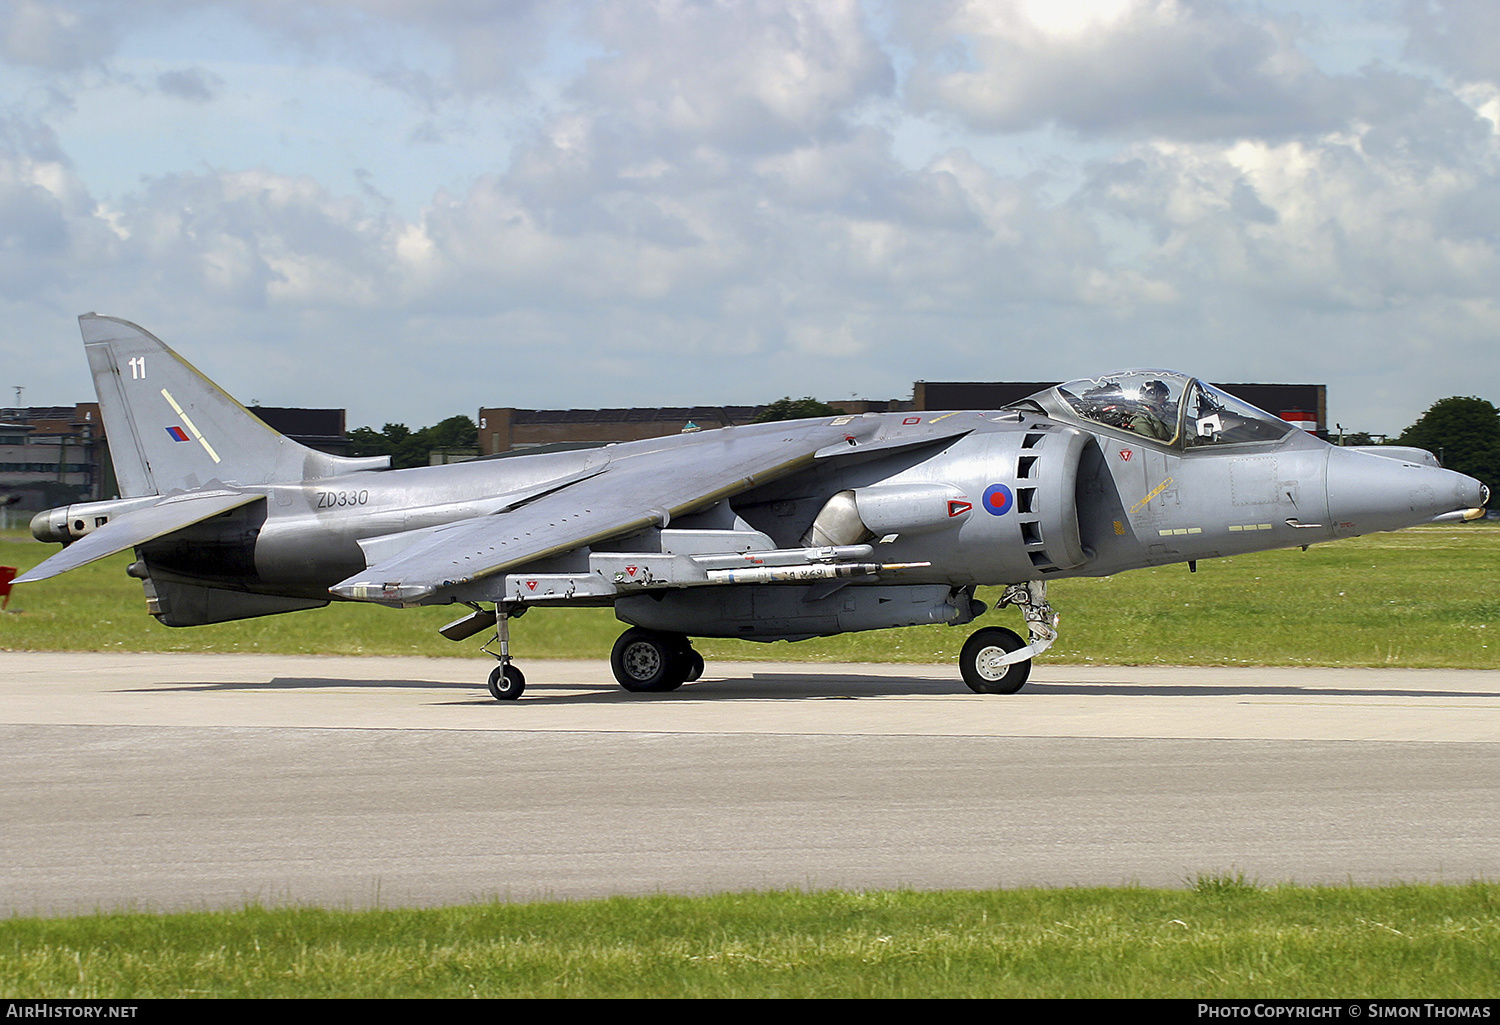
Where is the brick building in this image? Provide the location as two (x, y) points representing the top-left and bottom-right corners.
(477, 399), (909, 455)
(0, 403), (108, 510)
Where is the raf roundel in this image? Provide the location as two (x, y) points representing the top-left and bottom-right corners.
(981, 483), (1013, 516)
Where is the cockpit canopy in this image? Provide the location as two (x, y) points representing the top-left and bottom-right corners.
(1020, 370), (1296, 450)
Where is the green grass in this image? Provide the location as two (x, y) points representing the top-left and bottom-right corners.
(4, 526), (1498, 668)
(1, 884), (1495, 998)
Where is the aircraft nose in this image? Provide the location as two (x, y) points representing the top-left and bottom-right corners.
(1325, 447), (1488, 535)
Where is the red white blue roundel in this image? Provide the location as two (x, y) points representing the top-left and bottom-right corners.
(981, 483), (1013, 516)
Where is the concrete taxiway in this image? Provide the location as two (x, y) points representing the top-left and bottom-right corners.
(2, 651), (1497, 916)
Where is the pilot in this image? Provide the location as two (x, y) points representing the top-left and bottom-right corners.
(1133, 379), (1175, 441)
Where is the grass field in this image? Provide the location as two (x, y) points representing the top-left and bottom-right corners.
(3, 525), (1498, 668)
(2, 882), (1497, 998)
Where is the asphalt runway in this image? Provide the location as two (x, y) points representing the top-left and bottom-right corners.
(2, 650), (1498, 917)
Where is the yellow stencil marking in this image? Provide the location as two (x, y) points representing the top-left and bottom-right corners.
(1129, 476), (1174, 514)
(161, 388), (221, 464)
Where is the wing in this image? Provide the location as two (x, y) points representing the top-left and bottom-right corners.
(15, 490), (262, 583)
(331, 419), (974, 605)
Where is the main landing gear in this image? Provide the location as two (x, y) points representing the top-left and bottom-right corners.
(478, 607), (705, 701)
(610, 627), (704, 693)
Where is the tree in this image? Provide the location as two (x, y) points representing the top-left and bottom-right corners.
(1396, 396), (1500, 505)
(349, 417), (478, 469)
(425, 415), (478, 451)
(752, 396), (846, 423)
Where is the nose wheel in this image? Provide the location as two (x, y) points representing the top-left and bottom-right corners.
(959, 627), (1032, 694)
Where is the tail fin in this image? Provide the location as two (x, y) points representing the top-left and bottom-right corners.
(81, 314), (389, 497)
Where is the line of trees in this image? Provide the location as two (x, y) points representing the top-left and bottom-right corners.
(751, 397), (846, 423)
(348, 416), (478, 470)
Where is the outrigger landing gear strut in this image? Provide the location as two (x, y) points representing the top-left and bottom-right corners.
(483, 602), (526, 700)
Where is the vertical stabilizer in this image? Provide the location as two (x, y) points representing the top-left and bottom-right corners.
(81, 314), (389, 497)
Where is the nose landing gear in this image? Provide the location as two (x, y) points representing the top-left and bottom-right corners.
(958, 581), (1058, 695)
(959, 627), (1031, 694)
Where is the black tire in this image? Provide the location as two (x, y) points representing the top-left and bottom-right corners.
(682, 648), (705, 683)
(611, 628), (688, 692)
(959, 627), (1031, 694)
(487, 663), (525, 701)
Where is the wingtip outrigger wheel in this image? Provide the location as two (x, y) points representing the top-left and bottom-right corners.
(488, 663), (525, 700)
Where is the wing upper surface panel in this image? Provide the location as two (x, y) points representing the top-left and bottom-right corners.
(330, 427), (851, 602)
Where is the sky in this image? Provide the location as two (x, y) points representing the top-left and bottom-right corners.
(2, 0), (1498, 437)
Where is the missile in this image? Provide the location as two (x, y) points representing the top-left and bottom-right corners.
(704, 561), (930, 585)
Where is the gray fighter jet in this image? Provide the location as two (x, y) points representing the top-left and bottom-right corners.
(18, 315), (1490, 699)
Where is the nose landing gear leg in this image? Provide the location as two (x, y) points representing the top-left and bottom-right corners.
(958, 581), (1059, 695)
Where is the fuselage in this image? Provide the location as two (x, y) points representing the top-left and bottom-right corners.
(36, 396), (1488, 606)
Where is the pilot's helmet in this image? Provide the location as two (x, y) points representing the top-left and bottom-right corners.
(1141, 379), (1168, 406)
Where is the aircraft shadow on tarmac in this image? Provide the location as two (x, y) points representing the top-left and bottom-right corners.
(129, 673), (1500, 704)
(125, 678), (480, 694)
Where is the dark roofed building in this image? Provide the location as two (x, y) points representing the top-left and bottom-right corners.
(481, 405), (768, 454)
(248, 407), (356, 457)
(478, 400), (911, 454)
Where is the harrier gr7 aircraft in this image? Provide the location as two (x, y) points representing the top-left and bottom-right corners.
(19, 315), (1490, 700)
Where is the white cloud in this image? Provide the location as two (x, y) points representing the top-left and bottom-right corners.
(0, 0), (118, 72)
(574, 0), (893, 151)
(1403, 0), (1500, 86)
(900, 0), (1348, 139)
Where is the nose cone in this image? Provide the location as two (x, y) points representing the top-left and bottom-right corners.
(1326, 447), (1488, 535)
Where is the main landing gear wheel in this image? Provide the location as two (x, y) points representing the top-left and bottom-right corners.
(487, 663), (525, 701)
(959, 627), (1031, 694)
(611, 627), (694, 692)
